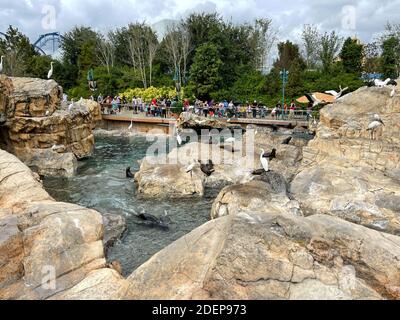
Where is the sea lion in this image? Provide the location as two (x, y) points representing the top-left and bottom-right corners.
(199, 160), (215, 176)
(126, 167), (134, 178)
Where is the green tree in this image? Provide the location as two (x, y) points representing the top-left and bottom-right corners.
(340, 37), (363, 74)
(318, 31), (342, 73)
(60, 27), (100, 87)
(381, 37), (399, 78)
(0, 26), (38, 76)
(188, 43), (222, 100)
(273, 41), (305, 71)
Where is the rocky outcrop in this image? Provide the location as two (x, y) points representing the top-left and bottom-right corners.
(0, 76), (101, 177)
(291, 86), (400, 235)
(126, 211), (400, 300)
(0, 149), (128, 300)
(135, 163), (205, 198)
(211, 173), (302, 219)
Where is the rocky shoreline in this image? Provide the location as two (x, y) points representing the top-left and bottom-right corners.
(1, 77), (400, 300)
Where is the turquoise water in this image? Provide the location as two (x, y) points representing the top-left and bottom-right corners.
(42, 136), (214, 276)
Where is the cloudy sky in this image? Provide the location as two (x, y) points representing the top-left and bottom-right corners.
(0, 0), (399, 45)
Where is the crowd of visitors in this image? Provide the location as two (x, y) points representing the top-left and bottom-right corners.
(89, 94), (313, 121)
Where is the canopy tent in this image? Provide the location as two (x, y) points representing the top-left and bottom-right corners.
(297, 92), (335, 104)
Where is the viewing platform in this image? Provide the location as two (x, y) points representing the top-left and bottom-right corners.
(99, 110), (312, 134)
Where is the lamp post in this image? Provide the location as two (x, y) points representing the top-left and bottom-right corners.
(280, 69), (289, 119)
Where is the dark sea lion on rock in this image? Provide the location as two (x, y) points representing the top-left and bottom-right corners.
(253, 170), (288, 195)
(199, 160), (215, 176)
(126, 167), (134, 178)
(282, 136), (293, 145)
(107, 260), (123, 275)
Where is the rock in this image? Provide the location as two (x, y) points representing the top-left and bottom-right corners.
(0, 149), (126, 300)
(17, 149), (78, 177)
(49, 269), (129, 300)
(102, 214), (127, 250)
(291, 161), (400, 235)
(292, 86), (400, 236)
(6, 77), (62, 118)
(135, 164), (205, 198)
(126, 212), (400, 300)
(0, 76), (97, 177)
(211, 178), (301, 220)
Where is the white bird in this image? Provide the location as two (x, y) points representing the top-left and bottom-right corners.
(185, 161), (197, 178)
(176, 132), (183, 146)
(68, 99), (74, 112)
(305, 93), (326, 108)
(45, 110), (50, 116)
(47, 62), (54, 79)
(225, 137), (236, 143)
(79, 97), (83, 105)
(390, 88), (396, 98)
(374, 78), (391, 88)
(195, 119), (207, 125)
(367, 114), (385, 140)
(325, 85), (349, 100)
(0, 56), (4, 74)
(260, 149), (270, 172)
(128, 119), (133, 131)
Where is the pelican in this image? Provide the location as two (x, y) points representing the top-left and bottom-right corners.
(0, 56), (4, 73)
(374, 78), (392, 88)
(47, 62), (54, 79)
(325, 85), (349, 100)
(305, 93), (326, 108)
(367, 114), (385, 140)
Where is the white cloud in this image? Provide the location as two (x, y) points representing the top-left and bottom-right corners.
(0, 0), (399, 45)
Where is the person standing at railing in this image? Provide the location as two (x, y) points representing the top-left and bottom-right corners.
(289, 100), (296, 120)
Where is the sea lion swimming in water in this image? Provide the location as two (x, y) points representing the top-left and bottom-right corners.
(126, 167), (134, 178)
(199, 160), (215, 176)
(133, 211), (169, 230)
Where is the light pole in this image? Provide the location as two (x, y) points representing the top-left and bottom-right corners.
(280, 69), (289, 119)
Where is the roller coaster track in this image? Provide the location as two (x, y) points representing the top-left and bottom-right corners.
(0, 31), (64, 55)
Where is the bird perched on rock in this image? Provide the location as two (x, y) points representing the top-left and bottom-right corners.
(367, 114), (385, 140)
(259, 148), (277, 173)
(186, 161), (197, 178)
(390, 88), (396, 98)
(176, 132), (183, 146)
(68, 99), (75, 112)
(374, 78), (392, 87)
(47, 62), (54, 79)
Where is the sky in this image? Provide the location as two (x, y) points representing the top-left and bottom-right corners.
(0, 0), (399, 46)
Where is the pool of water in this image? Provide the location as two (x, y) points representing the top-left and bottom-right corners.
(42, 135), (214, 276)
